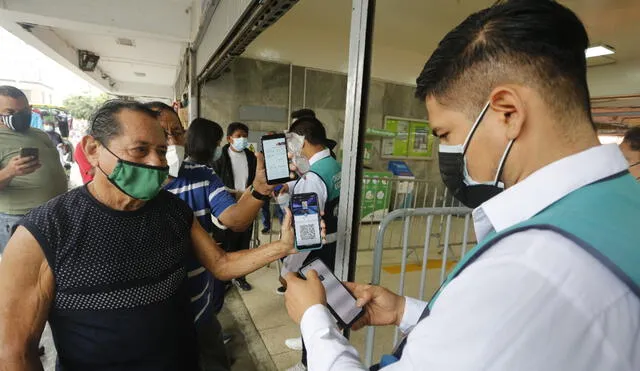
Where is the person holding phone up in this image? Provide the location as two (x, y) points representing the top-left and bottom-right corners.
(0, 86), (67, 253)
(278, 109), (341, 371)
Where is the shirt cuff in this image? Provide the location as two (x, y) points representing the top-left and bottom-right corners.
(398, 297), (428, 334)
(300, 304), (337, 339)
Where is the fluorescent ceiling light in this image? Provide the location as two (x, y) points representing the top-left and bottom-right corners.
(598, 135), (623, 145)
(586, 45), (615, 58)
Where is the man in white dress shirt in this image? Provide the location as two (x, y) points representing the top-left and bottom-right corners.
(283, 1), (640, 370)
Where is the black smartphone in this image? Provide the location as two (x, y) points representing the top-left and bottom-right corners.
(291, 192), (323, 251)
(299, 258), (365, 328)
(261, 133), (290, 185)
(20, 147), (39, 160)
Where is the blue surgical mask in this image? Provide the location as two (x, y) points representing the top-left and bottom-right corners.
(231, 137), (248, 151)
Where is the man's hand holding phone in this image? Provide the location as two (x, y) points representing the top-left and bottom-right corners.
(284, 270), (326, 324)
(252, 151), (297, 197)
(342, 282), (406, 331)
(3, 153), (41, 178)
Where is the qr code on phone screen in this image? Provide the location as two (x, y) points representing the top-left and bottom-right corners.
(300, 224), (317, 241)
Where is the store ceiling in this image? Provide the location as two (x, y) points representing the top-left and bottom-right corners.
(245, 0), (640, 103)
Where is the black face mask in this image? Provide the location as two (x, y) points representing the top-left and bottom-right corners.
(1, 110), (32, 132)
(438, 102), (514, 209)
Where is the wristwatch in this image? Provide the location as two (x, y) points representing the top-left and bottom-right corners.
(250, 185), (271, 202)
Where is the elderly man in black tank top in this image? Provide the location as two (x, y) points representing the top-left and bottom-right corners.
(0, 100), (298, 371)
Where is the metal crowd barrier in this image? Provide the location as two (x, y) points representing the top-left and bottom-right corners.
(364, 206), (474, 366)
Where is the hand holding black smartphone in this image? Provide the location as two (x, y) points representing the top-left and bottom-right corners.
(291, 192), (323, 251)
(299, 258), (365, 328)
(20, 147), (39, 160)
(261, 133), (290, 185)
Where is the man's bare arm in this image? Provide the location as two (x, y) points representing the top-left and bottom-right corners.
(216, 190), (263, 232)
(192, 210), (295, 281)
(0, 226), (54, 371)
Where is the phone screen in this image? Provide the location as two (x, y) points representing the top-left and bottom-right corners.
(300, 259), (363, 326)
(262, 134), (290, 184)
(292, 193), (322, 249)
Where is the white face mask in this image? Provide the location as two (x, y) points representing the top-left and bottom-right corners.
(231, 137), (248, 151)
(286, 132), (310, 174)
(166, 145), (186, 177)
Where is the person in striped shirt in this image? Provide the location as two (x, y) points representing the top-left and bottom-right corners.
(148, 102), (281, 371)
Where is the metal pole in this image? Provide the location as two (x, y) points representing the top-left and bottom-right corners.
(188, 47), (199, 123)
(302, 67), (308, 108)
(335, 0), (375, 281)
(440, 214), (453, 284)
(418, 215), (434, 300)
(287, 63), (293, 125)
(339, 0), (376, 345)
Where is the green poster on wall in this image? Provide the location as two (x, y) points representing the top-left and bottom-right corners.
(382, 117), (433, 159)
(382, 119), (409, 157)
(408, 122), (433, 157)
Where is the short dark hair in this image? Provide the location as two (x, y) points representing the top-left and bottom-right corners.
(187, 118), (224, 164)
(291, 109), (316, 120)
(145, 101), (178, 116)
(0, 85), (28, 102)
(415, 0), (591, 122)
(89, 99), (159, 145)
(623, 127), (640, 151)
(227, 122), (249, 137)
(289, 113), (328, 146)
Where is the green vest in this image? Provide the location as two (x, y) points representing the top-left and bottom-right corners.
(310, 155), (341, 202)
(429, 172), (640, 310)
(380, 172), (640, 368)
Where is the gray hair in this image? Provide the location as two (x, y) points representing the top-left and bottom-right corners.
(89, 99), (159, 145)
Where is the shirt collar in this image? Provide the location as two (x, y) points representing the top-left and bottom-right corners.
(473, 144), (629, 241)
(309, 148), (331, 166)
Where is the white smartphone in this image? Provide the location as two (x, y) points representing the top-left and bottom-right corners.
(261, 133), (290, 184)
(299, 258), (364, 328)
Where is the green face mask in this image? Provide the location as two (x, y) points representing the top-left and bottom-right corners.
(99, 145), (169, 201)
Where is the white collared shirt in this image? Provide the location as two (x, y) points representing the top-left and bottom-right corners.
(300, 144), (640, 371)
(289, 149), (332, 210)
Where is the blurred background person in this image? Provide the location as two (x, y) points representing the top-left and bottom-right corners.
(213, 122), (256, 292)
(619, 126), (640, 180)
(0, 86), (67, 253)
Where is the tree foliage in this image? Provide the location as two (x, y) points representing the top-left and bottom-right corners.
(62, 94), (110, 120)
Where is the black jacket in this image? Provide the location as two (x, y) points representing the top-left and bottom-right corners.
(212, 144), (257, 190)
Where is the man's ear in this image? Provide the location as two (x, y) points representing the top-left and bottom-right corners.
(489, 86), (526, 141)
(82, 135), (100, 167)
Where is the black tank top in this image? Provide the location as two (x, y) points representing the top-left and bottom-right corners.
(19, 186), (198, 371)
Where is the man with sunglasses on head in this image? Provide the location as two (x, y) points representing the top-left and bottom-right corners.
(0, 100), (299, 371)
(0, 85), (66, 253)
(619, 126), (640, 180)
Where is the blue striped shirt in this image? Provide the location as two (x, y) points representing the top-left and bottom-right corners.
(164, 161), (236, 325)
